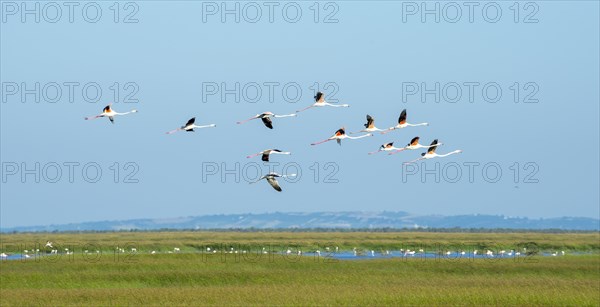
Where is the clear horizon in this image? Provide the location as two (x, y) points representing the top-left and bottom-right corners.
(2, 210), (599, 231)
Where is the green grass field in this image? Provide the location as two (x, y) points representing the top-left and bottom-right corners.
(1, 232), (599, 306)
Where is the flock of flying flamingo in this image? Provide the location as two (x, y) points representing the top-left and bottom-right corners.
(85, 92), (462, 191)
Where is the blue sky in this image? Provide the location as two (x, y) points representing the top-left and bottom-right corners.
(1, 1), (599, 228)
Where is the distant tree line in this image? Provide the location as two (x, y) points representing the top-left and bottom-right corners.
(5, 227), (599, 234)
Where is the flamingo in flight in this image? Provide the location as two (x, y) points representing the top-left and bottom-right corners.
(85, 104), (137, 123)
(351, 114), (385, 134)
(367, 142), (404, 155)
(166, 117), (216, 134)
(404, 139), (462, 164)
(311, 127), (372, 146)
(251, 172), (297, 192)
(237, 112), (296, 129)
(247, 149), (291, 162)
(381, 109), (428, 134)
(296, 92), (349, 113)
(388, 136), (442, 155)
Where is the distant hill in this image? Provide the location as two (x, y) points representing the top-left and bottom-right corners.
(2, 212), (598, 232)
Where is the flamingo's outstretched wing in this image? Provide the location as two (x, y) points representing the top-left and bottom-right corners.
(428, 139), (439, 154)
(186, 117), (196, 126)
(410, 136), (420, 146)
(315, 92), (324, 102)
(399, 109), (407, 125)
(261, 117), (273, 129)
(365, 115), (374, 128)
(266, 177), (282, 192)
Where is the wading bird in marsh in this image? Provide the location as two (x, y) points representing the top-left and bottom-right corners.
(351, 114), (385, 134)
(85, 104), (137, 123)
(237, 112), (296, 129)
(311, 127), (372, 146)
(166, 117), (216, 134)
(251, 172), (297, 192)
(246, 149), (291, 162)
(296, 92), (349, 113)
(368, 142), (404, 155)
(404, 139), (462, 164)
(381, 109), (428, 134)
(388, 136), (442, 155)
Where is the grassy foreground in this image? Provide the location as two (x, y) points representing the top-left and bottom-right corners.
(1, 232), (599, 306)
